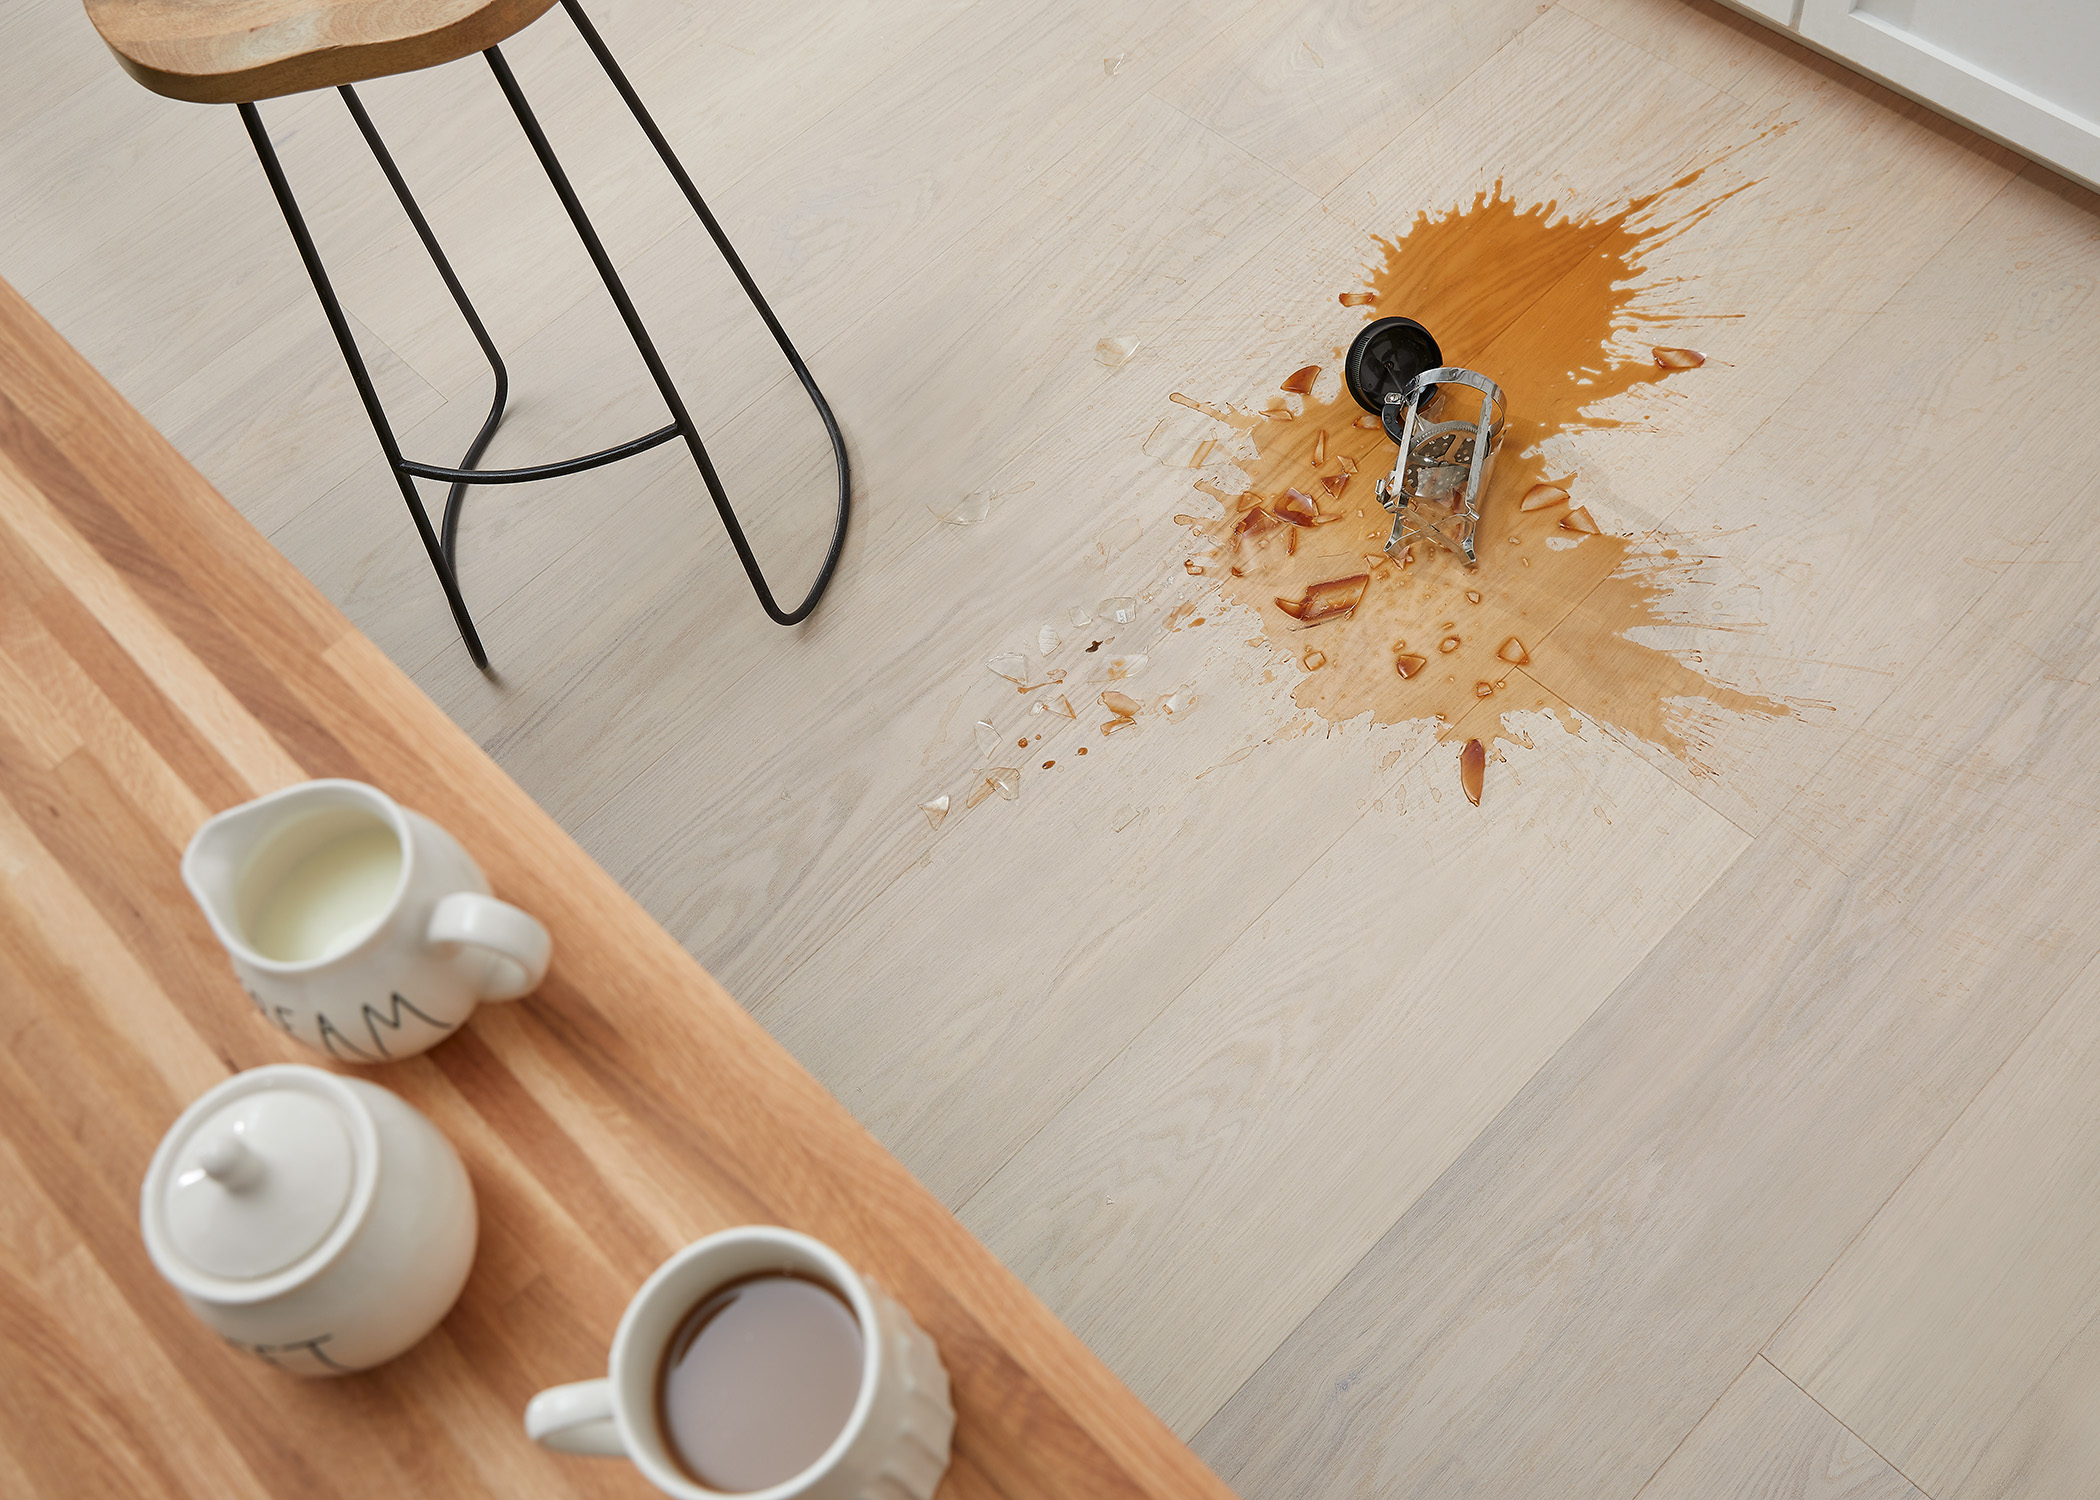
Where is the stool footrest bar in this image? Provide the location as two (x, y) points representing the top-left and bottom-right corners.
(397, 422), (683, 485)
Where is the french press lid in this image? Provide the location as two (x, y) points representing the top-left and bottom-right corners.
(1344, 317), (1443, 438)
(141, 1065), (376, 1299)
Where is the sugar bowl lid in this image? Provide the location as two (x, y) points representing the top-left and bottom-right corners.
(142, 1065), (379, 1303)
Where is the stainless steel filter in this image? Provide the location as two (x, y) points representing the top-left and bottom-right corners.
(1374, 366), (1506, 567)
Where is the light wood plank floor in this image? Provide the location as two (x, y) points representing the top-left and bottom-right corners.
(9, 0), (2100, 1495)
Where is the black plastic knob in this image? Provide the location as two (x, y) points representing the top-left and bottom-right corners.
(1344, 317), (1442, 415)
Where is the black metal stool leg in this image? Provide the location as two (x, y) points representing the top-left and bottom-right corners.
(490, 8), (851, 626)
(340, 85), (509, 575)
(238, 102), (493, 670)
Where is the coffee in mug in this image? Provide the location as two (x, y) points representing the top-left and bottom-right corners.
(658, 1273), (863, 1492)
(525, 1226), (954, 1500)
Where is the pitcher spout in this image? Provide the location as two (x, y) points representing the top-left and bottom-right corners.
(182, 795), (287, 943)
(182, 780), (408, 970)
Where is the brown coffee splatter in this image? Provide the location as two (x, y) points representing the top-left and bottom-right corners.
(1175, 172), (1787, 783)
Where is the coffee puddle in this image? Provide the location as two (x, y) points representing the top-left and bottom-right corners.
(1174, 174), (1790, 799)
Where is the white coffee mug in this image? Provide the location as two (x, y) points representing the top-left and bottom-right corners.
(525, 1227), (953, 1500)
(183, 779), (551, 1063)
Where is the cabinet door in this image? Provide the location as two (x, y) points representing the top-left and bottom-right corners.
(1798, 1), (2100, 189)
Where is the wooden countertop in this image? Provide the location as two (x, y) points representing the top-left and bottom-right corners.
(0, 276), (1236, 1500)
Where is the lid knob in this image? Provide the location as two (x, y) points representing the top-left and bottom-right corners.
(196, 1131), (265, 1191)
(159, 1084), (358, 1282)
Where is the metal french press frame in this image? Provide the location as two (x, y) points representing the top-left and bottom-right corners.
(1344, 317), (1507, 568)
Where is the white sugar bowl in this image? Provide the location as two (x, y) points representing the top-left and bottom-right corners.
(140, 1064), (476, 1375)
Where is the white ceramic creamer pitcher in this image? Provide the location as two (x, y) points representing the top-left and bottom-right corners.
(184, 780), (551, 1063)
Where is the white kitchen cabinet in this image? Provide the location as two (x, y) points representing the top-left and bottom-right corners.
(1715, 0), (2100, 191)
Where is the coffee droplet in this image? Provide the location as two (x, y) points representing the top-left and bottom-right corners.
(1395, 653), (1427, 679)
(1519, 483), (1569, 512)
(1460, 739), (1486, 806)
(1497, 637), (1530, 665)
(1439, 636), (1461, 653)
(1652, 346), (1706, 369)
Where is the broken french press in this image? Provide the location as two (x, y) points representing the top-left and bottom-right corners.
(1344, 317), (1506, 568)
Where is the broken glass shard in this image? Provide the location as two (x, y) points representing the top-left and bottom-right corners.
(1037, 623), (1060, 655)
(919, 795), (949, 829)
(1095, 334), (1140, 368)
(1097, 595), (1139, 625)
(1274, 573), (1369, 624)
(1274, 488), (1321, 527)
(987, 651), (1027, 682)
(1094, 517), (1143, 560)
(932, 492), (993, 525)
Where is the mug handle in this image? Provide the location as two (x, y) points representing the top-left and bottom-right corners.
(525, 1379), (626, 1456)
(428, 892), (551, 1001)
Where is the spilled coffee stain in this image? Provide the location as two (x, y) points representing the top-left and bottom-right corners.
(1175, 171), (1789, 788)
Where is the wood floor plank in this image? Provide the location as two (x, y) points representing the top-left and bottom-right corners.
(1528, 164), (2099, 836)
(1189, 236), (2100, 1500)
(1636, 1357), (1923, 1500)
(147, 304), (444, 540)
(1767, 948), (2100, 1499)
(1150, 0), (1543, 196)
(958, 714), (1748, 1435)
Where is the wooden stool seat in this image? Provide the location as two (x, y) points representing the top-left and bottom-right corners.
(84, 0), (558, 103)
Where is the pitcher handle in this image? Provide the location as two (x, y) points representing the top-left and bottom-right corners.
(525, 1379), (625, 1456)
(428, 892), (551, 1000)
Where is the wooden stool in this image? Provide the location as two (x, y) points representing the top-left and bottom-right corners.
(83, 0), (850, 669)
